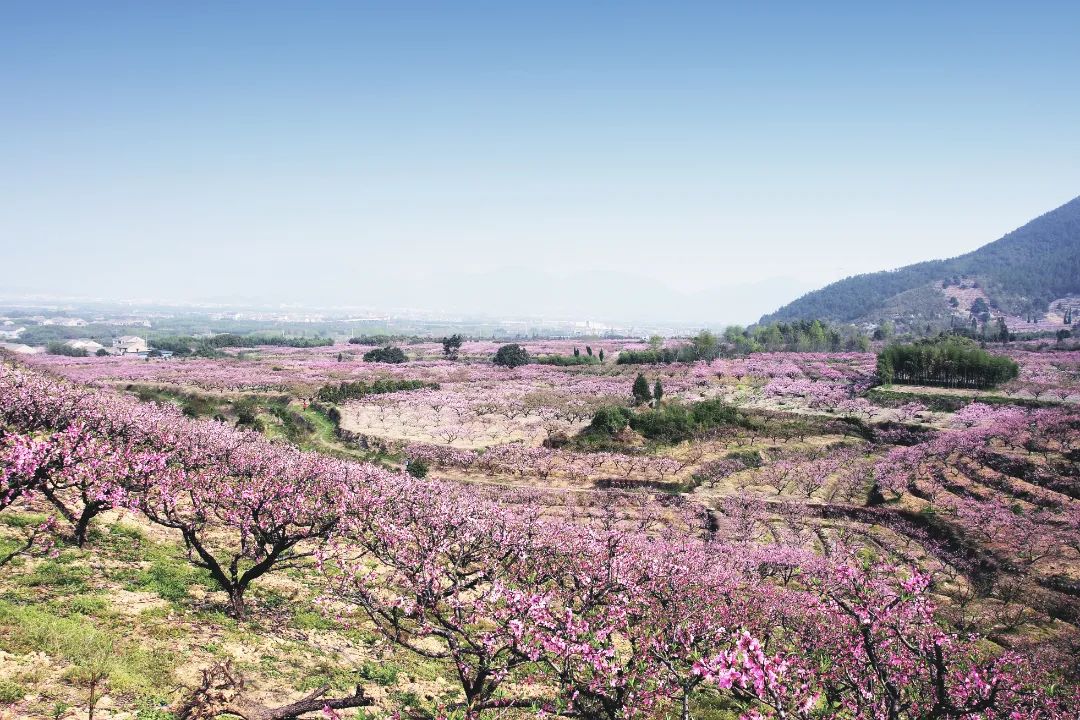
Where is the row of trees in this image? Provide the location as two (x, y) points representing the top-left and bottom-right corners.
(151, 333), (333, 356)
(313, 378), (435, 404)
(725, 321), (872, 354)
(617, 331), (721, 365)
(535, 351), (601, 366)
(616, 325), (870, 365)
(877, 337), (1020, 389)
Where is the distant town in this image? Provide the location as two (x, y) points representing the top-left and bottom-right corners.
(0, 297), (718, 359)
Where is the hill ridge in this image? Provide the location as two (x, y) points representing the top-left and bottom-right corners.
(760, 195), (1080, 329)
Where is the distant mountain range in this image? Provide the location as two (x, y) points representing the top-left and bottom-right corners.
(760, 195), (1080, 331)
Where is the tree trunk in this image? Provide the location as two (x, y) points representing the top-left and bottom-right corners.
(228, 587), (247, 619)
(73, 505), (100, 548)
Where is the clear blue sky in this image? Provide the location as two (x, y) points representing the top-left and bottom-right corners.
(2, 2), (1079, 322)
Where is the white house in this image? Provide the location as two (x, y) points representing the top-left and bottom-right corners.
(112, 335), (149, 354)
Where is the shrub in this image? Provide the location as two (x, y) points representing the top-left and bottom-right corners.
(584, 398), (748, 445)
(363, 346), (407, 364)
(406, 458), (429, 479)
(493, 343), (530, 368)
(45, 341), (89, 357)
(535, 354), (599, 366)
(0, 678), (25, 704)
(628, 403), (693, 442)
(586, 406), (632, 437)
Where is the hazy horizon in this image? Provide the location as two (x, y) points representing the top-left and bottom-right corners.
(3, 3), (1080, 323)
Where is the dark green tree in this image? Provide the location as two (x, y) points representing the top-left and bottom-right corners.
(493, 343), (530, 368)
(691, 330), (720, 361)
(652, 379), (664, 405)
(996, 317), (1010, 342)
(441, 334), (464, 359)
(632, 373), (652, 406)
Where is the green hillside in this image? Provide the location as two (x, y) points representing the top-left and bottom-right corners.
(760, 195), (1080, 326)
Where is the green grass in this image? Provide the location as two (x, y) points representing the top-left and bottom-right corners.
(867, 387), (1061, 412)
(133, 696), (176, 720)
(296, 664), (361, 692)
(124, 557), (214, 604)
(97, 527), (217, 606)
(0, 511), (50, 529)
(96, 522), (151, 562)
(292, 606), (337, 631)
(0, 677), (26, 703)
(357, 660), (400, 686)
(18, 558), (92, 594)
(37, 594), (115, 622)
(0, 599), (177, 699)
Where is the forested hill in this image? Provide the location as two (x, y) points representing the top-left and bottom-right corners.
(760, 194), (1080, 326)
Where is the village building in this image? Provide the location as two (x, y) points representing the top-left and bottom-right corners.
(112, 335), (149, 354)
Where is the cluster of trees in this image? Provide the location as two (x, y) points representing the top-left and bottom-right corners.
(404, 441), (686, 483)
(616, 346), (700, 365)
(362, 346), (407, 364)
(45, 341), (89, 357)
(535, 351), (600, 366)
(585, 397), (750, 445)
(948, 317), (1012, 343)
(725, 320), (871, 353)
(616, 331), (720, 365)
(151, 333), (332, 356)
(877, 337), (1020, 389)
(348, 334), (413, 346)
(313, 378), (435, 404)
(616, 325), (869, 364)
(876, 404), (1080, 614)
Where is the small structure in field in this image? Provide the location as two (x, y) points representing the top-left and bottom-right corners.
(112, 335), (149, 354)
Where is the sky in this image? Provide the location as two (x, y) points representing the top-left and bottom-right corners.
(2, 2), (1079, 323)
